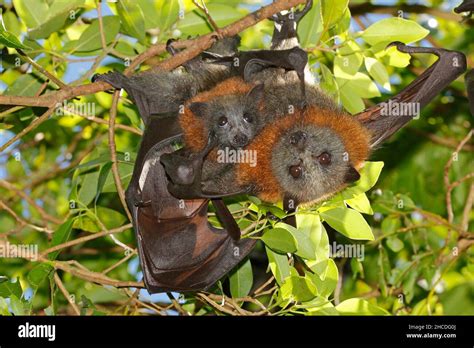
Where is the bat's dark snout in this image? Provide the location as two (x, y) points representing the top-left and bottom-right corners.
(233, 134), (249, 147)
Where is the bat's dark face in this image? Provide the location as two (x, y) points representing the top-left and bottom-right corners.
(271, 125), (360, 204)
(189, 84), (265, 149)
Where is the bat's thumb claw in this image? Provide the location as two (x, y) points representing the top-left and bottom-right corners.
(91, 73), (101, 83)
(386, 41), (405, 50)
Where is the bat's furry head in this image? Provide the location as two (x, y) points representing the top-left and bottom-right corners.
(237, 106), (371, 205)
(180, 77), (264, 151)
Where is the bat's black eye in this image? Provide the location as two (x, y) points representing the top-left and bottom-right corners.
(243, 112), (253, 123)
(318, 152), (331, 165)
(218, 116), (228, 127)
(289, 164), (302, 178)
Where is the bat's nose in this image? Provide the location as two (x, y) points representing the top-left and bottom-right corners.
(233, 134), (248, 147)
(289, 131), (307, 150)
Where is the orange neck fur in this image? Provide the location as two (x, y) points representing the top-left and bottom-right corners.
(179, 77), (255, 152)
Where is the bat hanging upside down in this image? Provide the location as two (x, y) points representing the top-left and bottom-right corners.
(162, 42), (467, 210)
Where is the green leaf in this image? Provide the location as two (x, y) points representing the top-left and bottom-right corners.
(260, 227), (297, 254)
(135, 0), (159, 30)
(322, 0), (349, 31)
(336, 71), (380, 98)
(338, 83), (365, 113)
(266, 247), (290, 285)
(319, 62), (339, 102)
(0, 278), (23, 299)
(28, 0), (85, 40)
(308, 259), (338, 298)
(177, 4), (243, 36)
(320, 207), (374, 240)
(336, 298), (389, 315)
(386, 236), (404, 252)
(334, 53), (363, 76)
(62, 16), (120, 53)
(289, 213), (325, 261)
(341, 161), (385, 199)
(4, 75), (42, 97)
(0, 23), (27, 49)
(117, 0), (146, 43)
(364, 57), (390, 91)
(9, 295), (26, 315)
(95, 162), (113, 205)
(361, 18), (429, 46)
(396, 194), (416, 210)
(280, 276), (318, 302)
(48, 219), (74, 260)
(345, 193), (373, 215)
(27, 263), (54, 289)
(78, 171), (99, 207)
(229, 259), (253, 298)
(73, 207), (127, 233)
(308, 301), (339, 315)
(298, 0), (323, 47)
(3, 10), (22, 36)
(12, 0), (49, 28)
(329, 7), (351, 37)
(381, 215), (401, 235)
(0, 297), (11, 316)
(102, 161), (134, 193)
(383, 45), (411, 68)
(158, 0), (180, 33)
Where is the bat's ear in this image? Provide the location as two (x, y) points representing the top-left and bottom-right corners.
(188, 102), (208, 118)
(246, 83), (265, 104)
(345, 166), (361, 183)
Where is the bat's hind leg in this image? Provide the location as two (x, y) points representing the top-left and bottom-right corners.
(92, 71), (129, 90)
(386, 42), (466, 108)
(166, 38), (203, 73)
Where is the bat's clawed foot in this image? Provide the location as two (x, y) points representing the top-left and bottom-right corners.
(269, 0), (313, 23)
(91, 71), (128, 90)
(387, 41), (447, 57)
(387, 42), (466, 74)
(166, 38), (179, 56)
(294, 0), (313, 22)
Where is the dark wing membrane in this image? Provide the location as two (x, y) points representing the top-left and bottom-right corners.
(466, 69), (474, 116)
(126, 116), (256, 293)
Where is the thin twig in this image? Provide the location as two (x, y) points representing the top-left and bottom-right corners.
(193, 0), (222, 36)
(0, 180), (64, 224)
(40, 224), (133, 258)
(108, 91), (133, 222)
(0, 107), (55, 153)
(17, 49), (67, 89)
(444, 130), (473, 224)
(461, 183), (474, 232)
(54, 272), (81, 315)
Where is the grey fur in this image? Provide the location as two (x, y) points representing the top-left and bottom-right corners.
(242, 68), (340, 126)
(190, 84), (265, 150)
(270, 125), (357, 203)
(93, 37), (241, 123)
